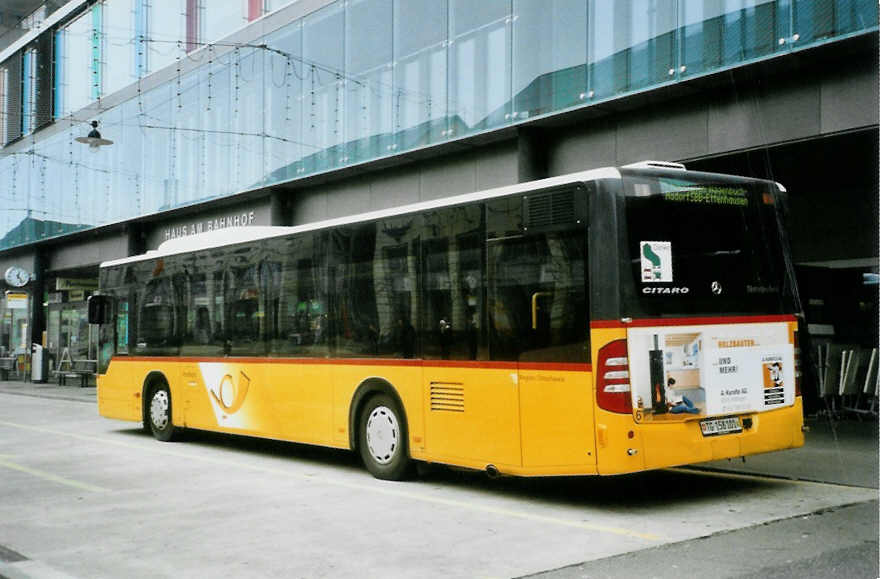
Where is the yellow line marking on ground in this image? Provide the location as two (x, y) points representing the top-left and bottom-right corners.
(0, 419), (656, 541)
(0, 455), (108, 493)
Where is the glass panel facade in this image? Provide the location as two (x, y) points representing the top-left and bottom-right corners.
(103, 0), (136, 96)
(21, 49), (35, 134)
(58, 10), (94, 117)
(146, 0), (186, 74)
(264, 21), (303, 182)
(514, 0), (587, 118)
(0, 0), (875, 251)
(203, 2), (246, 44)
(303, 2), (345, 172)
(448, 0), (511, 136)
(393, 0), (447, 148)
(345, 0), (393, 163)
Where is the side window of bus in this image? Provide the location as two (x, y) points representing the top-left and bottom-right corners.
(487, 192), (589, 363)
(225, 244), (265, 356)
(133, 258), (181, 356)
(331, 218), (420, 358)
(272, 233), (330, 357)
(422, 205), (485, 360)
(180, 251), (225, 357)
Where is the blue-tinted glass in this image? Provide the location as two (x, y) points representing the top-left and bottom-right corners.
(264, 20), (303, 184)
(303, 2), (345, 173)
(21, 50), (33, 134)
(113, 100), (145, 220)
(104, 0), (136, 96)
(93, 107), (124, 224)
(234, 47), (265, 190)
(147, 0), (186, 74)
(590, 0), (677, 98)
(140, 83), (173, 214)
(738, 0), (784, 60)
(393, 0), (447, 148)
(63, 11), (94, 116)
(448, 0), (511, 137)
(794, 0), (877, 42)
(39, 130), (73, 235)
(202, 2), (245, 43)
(174, 70), (202, 206)
(202, 53), (233, 199)
(589, 1), (626, 99)
(514, 0), (587, 118)
(0, 0), (875, 253)
(346, 0), (393, 163)
(680, 0), (723, 77)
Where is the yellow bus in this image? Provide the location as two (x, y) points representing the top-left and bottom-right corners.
(90, 162), (805, 480)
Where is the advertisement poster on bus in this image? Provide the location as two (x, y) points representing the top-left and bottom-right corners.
(626, 323), (795, 419)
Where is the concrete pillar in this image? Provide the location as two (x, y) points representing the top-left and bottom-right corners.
(31, 250), (47, 348)
(126, 223), (146, 257)
(517, 127), (549, 183)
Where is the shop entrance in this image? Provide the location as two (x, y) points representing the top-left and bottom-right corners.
(45, 269), (99, 377)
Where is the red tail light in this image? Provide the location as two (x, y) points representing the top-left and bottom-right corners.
(793, 330), (801, 397)
(597, 339), (632, 414)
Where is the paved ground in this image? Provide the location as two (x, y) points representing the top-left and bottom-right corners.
(531, 500), (878, 579)
(0, 378), (875, 578)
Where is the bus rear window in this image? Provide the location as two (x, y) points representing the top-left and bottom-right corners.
(620, 171), (796, 317)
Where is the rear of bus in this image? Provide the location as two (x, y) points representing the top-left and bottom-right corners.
(590, 166), (805, 475)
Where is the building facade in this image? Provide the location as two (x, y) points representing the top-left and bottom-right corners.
(0, 0), (876, 397)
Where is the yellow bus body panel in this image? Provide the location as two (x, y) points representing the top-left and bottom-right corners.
(590, 321), (805, 475)
(98, 318), (803, 477)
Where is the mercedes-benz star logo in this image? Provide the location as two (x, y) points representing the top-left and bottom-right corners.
(711, 281), (723, 295)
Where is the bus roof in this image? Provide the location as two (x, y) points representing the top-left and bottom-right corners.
(101, 167), (622, 268)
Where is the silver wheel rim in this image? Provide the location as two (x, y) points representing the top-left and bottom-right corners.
(150, 389), (170, 431)
(366, 406), (399, 465)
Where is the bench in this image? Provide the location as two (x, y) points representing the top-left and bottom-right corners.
(0, 357), (15, 380)
(53, 360), (96, 388)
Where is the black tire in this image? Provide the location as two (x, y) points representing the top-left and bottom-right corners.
(357, 393), (412, 480)
(146, 382), (180, 442)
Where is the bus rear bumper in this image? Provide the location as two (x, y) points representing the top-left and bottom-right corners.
(597, 398), (805, 475)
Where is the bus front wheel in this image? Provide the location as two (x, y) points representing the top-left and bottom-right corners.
(147, 383), (180, 442)
(357, 394), (412, 480)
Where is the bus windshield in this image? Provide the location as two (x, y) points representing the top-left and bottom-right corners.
(619, 169), (798, 318)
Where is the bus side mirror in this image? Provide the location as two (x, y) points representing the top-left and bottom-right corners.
(88, 295), (113, 325)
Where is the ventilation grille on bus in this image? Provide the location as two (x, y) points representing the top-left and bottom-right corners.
(526, 190), (576, 228)
(430, 382), (465, 412)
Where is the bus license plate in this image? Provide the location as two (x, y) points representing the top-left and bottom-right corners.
(700, 417), (742, 437)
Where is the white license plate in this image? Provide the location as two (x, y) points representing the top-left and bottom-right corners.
(700, 416), (742, 436)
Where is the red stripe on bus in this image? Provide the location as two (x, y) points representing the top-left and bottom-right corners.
(112, 357), (591, 372)
(590, 314), (796, 329)
(517, 362), (591, 372)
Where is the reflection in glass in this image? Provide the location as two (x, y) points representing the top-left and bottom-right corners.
(104, 0), (136, 96)
(448, 0), (511, 136)
(590, 0), (677, 99)
(346, 0), (393, 163)
(393, 0), (448, 148)
(513, 0), (587, 118)
(264, 22), (304, 184)
(0, 0), (876, 252)
(146, 0), (186, 74)
(303, 3), (345, 172)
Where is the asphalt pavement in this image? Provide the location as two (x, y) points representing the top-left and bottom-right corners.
(0, 376), (876, 578)
(0, 377), (876, 487)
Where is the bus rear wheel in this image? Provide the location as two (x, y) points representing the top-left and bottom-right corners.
(358, 394), (412, 480)
(147, 382), (180, 442)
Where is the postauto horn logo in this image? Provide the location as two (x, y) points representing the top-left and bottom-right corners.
(199, 363), (252, 426)
(211, 371), (250, 414)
